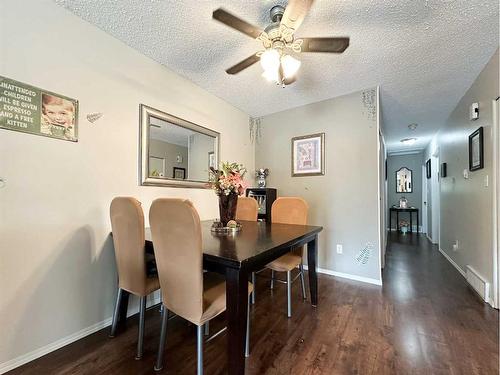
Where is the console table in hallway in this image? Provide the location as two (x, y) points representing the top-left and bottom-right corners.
(389, 206), (419, 233)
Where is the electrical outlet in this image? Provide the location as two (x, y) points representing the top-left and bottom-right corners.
(452, 241), (459, 251)
(336, 244), (343, 254)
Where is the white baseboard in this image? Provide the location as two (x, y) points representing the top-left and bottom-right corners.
(0, 295), (161, 374)
(438, 247), (466, 278)
(438, 248), (495, 307)
(303, 265), (382, 286)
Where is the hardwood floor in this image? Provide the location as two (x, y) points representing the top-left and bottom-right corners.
(8, 233), (498, 374)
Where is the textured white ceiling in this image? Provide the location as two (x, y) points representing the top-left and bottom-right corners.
(54, 0), (498, 152)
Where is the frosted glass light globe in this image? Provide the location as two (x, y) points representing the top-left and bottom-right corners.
(281, 54), (301, 79)
(260, 49), (280, 71)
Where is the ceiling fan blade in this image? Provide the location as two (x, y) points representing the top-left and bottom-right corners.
(281, 0), (314, 32)
(213, 8), (263, 39)
(300, 37), (350, 53)
(226, 54), (260, 75)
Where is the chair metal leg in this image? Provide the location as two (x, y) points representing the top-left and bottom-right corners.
(197, 325), (204, 375)
(154, 307), (169, 371)
(135, 296), (146, 360)
(109, 288), (122, 337)
(287, 271), (292, 318)
(251, 272), (256, 304)
(299, 263), (307, 300)
(270, 270), (275, 290)
(204, 321), (209, 336)
(245, 295), (250, 357)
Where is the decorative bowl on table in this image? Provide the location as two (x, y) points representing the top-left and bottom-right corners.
(210, 219), (242, 234)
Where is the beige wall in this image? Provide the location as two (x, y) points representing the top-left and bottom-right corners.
(0, 0), (254, 368)
(434, 49), (499, 302)
(255, 89), (382, 282)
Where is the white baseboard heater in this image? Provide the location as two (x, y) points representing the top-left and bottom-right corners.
(466, 265), (490, 302)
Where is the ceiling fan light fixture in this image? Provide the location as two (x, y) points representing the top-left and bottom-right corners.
(281, 54), (301, 79)
(260, 48), (281, 71)
(262, 68), (280, 83)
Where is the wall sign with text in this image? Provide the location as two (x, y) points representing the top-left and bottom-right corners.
(0, 76), (78, 142)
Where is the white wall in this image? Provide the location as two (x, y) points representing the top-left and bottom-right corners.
(431, 49), (499, 303)
(255, 89), (382, 283)
(0, 0), (254, 369)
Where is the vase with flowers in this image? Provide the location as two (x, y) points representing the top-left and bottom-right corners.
(209, 162), (247, 226)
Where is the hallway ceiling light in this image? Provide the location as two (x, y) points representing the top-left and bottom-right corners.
(408, 123), (418, 130)
(400, 138), (417, 146)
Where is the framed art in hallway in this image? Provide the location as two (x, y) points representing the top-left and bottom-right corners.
(291, 133), (325, 177)
(469, 127), (484, 171)
(426, 159), (431, 179)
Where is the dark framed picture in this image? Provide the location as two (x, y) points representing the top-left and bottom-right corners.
(173, 167), (186, 179)
(441, 162), (447, 178)
(469, 127), (484, 171)
(426, 159), (431, 179)
(291, 132), (325, 177)
(385, 159), (388, 181)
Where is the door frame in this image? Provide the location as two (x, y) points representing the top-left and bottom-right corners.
(431, 151), (440, 246)
(493, 98), (499, 308)
(421, 165), (428, 234)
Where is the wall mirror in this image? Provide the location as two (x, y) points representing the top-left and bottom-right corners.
(140, 104), (219, 188)
(396, 167), (412, 193)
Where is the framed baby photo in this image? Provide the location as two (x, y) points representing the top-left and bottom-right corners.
(0, 75), (78, 142)
(291, 133), (325, 177)
(469, 127), (484, 171)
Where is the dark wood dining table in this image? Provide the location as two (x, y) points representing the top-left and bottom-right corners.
(144, 220), (322, 375)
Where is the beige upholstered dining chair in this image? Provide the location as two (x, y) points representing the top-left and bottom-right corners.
(149, 198), (252, 374)
(236, 196), (259, 222)
(109, 197), (160, 359)
(236, 196), (259, 304)
(266, 197), (308, 318)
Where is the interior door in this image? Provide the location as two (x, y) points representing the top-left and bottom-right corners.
(422, 165), (428, 234)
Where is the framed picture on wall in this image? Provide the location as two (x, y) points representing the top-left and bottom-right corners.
(291, 133), (325, 177)
(441, 162), (447, 178)
(469, 127), (484, 171)
(426, 159), (431, 179)
(173, 167), (186, 179)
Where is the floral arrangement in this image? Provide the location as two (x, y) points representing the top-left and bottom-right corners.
(209, 162), (247, 196)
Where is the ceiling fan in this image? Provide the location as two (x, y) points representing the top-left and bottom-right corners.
(212, 0), (350, 87)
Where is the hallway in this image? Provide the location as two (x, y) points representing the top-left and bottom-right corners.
(7, 233), (499, 375)
(382, 232), (498, 373)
